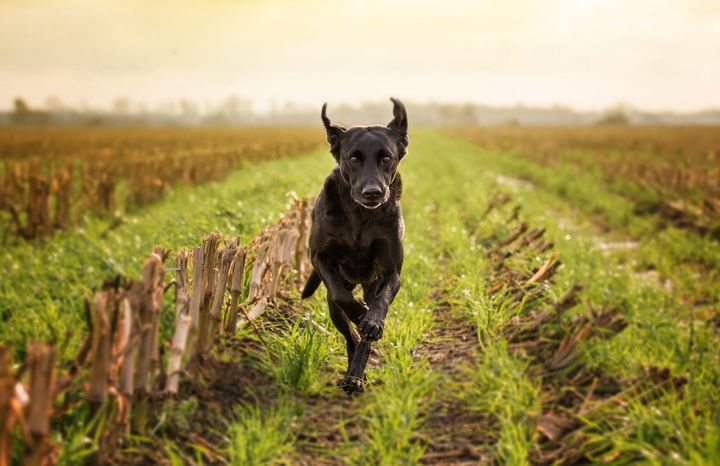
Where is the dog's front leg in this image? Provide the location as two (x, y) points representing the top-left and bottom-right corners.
(358, 272), (401, 341)
(341, 338), (372, 393)
(313, 256), (368, 322)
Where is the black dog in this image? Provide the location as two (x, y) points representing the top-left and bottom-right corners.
(301, 98), (409, 392)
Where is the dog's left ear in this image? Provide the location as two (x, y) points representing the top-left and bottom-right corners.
(388, 97), (409, 159)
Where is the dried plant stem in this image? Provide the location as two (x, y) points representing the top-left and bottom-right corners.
(0, 348), (15, 466)
(175, 250), (190, 317)
(187, 247), (204, 356)
(194, 234), (222, 359)
(166, 313), (192, 394)
(236, 298), (269, 332)
(166, 251), (191, 394)
(23, 342), (56, 466)
(226, 248), (246, 334)
(87, 292), (112, 415)
(203, 244), (236, 351)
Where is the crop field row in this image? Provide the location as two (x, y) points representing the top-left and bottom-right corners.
(0, 128), (718, 465)
(448, 126), (720, 239)
(1, 194), (314, 465)
(0, 127), (322, 239)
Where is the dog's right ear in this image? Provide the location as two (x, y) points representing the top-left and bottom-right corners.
(321, 103), (346, 160)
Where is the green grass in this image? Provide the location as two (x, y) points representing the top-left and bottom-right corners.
(465, 342), (540, 465)
(3, 128), (719, 465)
(224, 399), (300, 466)
(263, 307), (339, 395)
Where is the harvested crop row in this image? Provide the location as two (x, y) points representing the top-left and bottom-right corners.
(0, 197), (314, 465)
(0, 127), (321, 239)
(448, 126), (720, 238)
(470, 192), (689, 464)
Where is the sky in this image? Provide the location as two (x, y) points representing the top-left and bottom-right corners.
(1, 0), (719, 113)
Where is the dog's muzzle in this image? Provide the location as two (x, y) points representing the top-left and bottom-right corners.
(355, 189), (388, 209)
(356, 185), (387, 209)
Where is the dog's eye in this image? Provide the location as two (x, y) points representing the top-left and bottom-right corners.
(382, 156), (391, 164)
(349, 155), (360, 164)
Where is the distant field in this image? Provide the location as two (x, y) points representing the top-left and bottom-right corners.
(0, 127), (322, 238)
(1, 127), (718, 464)
(448, 126), (720, 238)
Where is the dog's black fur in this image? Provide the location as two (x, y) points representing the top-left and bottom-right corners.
(301, 98), (409, 392)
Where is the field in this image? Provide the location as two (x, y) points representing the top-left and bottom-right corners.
(0, 127), (321, 239)
(1, 127), (719, 465)
(447, 126), (720, 238)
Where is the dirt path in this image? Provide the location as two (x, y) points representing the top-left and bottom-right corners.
(417, 288), (492, 464)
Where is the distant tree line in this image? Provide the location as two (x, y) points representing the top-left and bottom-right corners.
(9, 98), (52, 125)
(2, 97), (719, 127)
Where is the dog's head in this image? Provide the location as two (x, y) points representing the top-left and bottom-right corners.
(322, 97), (409, 209)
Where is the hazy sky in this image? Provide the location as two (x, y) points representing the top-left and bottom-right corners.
(1, 0), (719, 112)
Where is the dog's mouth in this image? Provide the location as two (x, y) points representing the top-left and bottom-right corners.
(360, 202), (383, 209)
(355, 199), (384, 209)
(352, 195), (388, 209)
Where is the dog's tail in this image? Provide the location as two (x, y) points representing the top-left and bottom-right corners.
(301, 270), (322, 299)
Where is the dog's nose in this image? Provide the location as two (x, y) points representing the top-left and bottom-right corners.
(361, 186), (383, 199)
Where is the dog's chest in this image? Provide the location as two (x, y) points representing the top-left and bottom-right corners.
(333, 228), (381, 283)
(336, 248), (378, 284)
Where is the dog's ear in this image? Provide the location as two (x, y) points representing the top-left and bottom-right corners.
(321, 103), (346, 160)
(388, 97), (409, 159)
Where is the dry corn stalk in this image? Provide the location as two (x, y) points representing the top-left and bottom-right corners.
(23, 342), (56, 466)
(193, 234), (222, 359)
(226, 247), (247, 334)
(166, 312), (192, 395)
(175, 250), (190, 317)
(149, 247), (170, 374)
(127, 248), (168, 435)
(268, 229), (286, 299)
(203, 244), (236, 351)
(132, 249), (167, 394)
(166, 251), (191, 394)
(201, 234), (222, 305)
(248, 239), (271, 303)
(188, 247), (204, 335)
(0, 347), (16, 466)
(115, 297), (135, 439)
(236, 297), (269, 331)
(87, 292), (112, 413)
(295, 197), (313, 282)
(119, 298), (137, 398)
(270, 221), (301, 299)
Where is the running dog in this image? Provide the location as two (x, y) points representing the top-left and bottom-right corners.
(301, 98), (409, 392)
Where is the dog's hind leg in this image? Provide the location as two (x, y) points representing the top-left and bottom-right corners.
(328, 297), (359, 374)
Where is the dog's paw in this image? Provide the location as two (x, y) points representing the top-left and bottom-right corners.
(337, 375), (365, 393)
(358, 316), (384, 341)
